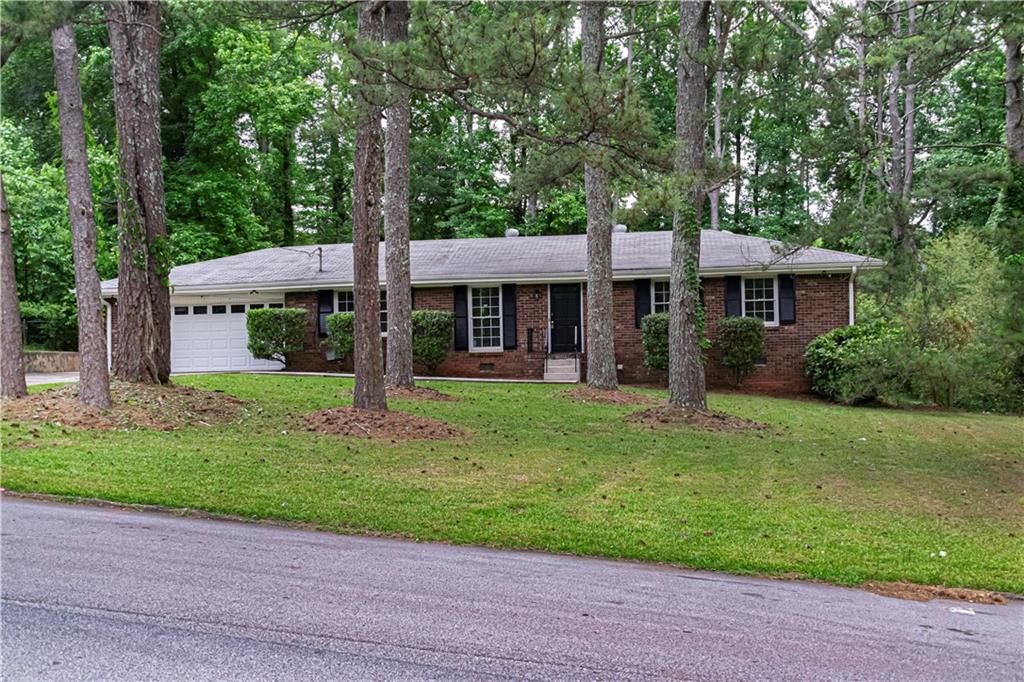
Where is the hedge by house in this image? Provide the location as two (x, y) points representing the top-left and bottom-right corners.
(412, 310), (453, 372)
(717, 316), (765, 386)
(246, 307), (307, 364)
(641, 313), (669, 370)
(325, 312), (355, 360)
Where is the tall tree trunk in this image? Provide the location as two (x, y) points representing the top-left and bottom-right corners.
(352, 1), (387, 410)
(581, 1), (617, 390)
(856, 0), (867, 129)
(52, 21), (111, 409)
(280, 134), (296, 246)
(0, 173), (28, 399)
(902, 1), (915, 202)
(106, 0), (170, 384)
(384, 0), (414, 390)
(1007, 36), (1024, 165)
(709, 2), (724, 231)
(668, 0), (709, 410)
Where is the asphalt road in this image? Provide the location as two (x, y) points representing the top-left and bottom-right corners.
(2, 499), (1021, 681)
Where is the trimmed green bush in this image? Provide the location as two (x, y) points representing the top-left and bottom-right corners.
(246, 307), (306, 364)
(717, 316), (765, 386)
(324, 312), (355, 360)
(804, 321), (906, 404)
(641, 313), (669, 370)
(412, 309), (453, 372)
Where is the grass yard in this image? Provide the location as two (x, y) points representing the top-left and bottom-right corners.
(2, 374), (1022, 593)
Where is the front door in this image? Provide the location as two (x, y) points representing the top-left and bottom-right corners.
(549, 284), (582, 353)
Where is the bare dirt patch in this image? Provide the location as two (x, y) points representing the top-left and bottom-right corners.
(625, 405), (766, 432)
(1, 381), (249, 431)
(386, 386), (458, 402)
(304, 407), (461, 441)
(862, 581), (1010, 605)
(565, 387), (655, 406)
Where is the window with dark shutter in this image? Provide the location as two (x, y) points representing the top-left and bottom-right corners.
(779, 275), (796, 324)
(453, 285), (469, 351)
(501, 284), (517, 350)
(317, 290), (333, 338)
(725, 276), (742, 316)
(634, 279), (652, 328)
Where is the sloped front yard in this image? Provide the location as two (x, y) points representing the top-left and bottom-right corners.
(2, 374), (1021, 594)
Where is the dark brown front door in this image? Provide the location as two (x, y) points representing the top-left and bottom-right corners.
(549, 284), (581, 353)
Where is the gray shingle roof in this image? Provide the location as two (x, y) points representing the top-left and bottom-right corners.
(100, 230), (883, 295)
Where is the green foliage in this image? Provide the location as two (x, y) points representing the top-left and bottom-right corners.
(324, 312), (355, 360)
(246, 308), (306, 364)
(804, 322), (905, 404)
(18, 300), (78, 351)
(716, 317), (766, 386)
(412, 310), (454, 372)
(641, 313), (669, 370)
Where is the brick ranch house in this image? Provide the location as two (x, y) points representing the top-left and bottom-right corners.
(100, 230), (883, 391)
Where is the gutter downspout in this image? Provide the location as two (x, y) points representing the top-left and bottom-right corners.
(848, 266), (858, 326)
(104, 300), (112, 370)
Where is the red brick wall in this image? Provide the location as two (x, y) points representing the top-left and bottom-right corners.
(139, 273), (850, 392)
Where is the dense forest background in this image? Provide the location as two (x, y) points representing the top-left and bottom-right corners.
(1, 0), (1021, 409)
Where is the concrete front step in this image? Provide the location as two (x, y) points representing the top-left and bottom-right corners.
(544, 372), (580, 383)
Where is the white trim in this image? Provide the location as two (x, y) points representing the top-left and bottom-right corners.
(741, 275), (780, 327)
(650, 279), (671, 315)
(468, 285), (503, 352)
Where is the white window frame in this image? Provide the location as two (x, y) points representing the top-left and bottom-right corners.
(469, 285), (503, 352)
(741, 275), (779, 327)
(651, 280), (671, 314)
(335, 289), (387, 336)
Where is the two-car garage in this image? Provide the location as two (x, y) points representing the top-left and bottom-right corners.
(169, 298), (285, 373)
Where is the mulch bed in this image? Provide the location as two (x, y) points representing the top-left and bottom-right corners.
(625, 405), (766, 432)
(386, 386), (458, 402)
(862, 581), (1009, 605)
(1, 381), (249, 431)
(564, 386), (655, 406)
(304, 407), (461, 441)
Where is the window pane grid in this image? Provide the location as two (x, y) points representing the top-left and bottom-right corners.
(744, 278), (776, 323)
(470, 287), (501, 349)
(653, 281), (670, 314)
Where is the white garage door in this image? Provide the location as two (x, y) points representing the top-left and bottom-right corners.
(171, 301), (285, 373)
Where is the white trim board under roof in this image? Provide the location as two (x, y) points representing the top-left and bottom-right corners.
(100, 230), (884, 297)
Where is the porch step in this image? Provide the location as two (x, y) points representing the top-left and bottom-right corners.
(544, 357), (580, 383)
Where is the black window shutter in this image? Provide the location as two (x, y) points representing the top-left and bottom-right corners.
(779, 274), (796, 324)
(725, 276), (742, 317)
(501, 284), (517, 350)
(317, 289), (334, 337)
(453, 285), (468, 351)
(634, 278), (651, 328)
(411, 287), (416, 310)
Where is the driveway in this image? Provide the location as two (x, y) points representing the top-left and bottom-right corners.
(25, 372), (79, 386)
(2, 498), (1020, 681)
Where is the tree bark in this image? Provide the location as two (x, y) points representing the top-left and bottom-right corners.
(384, 0), (414, 390)
(1007, 36), (1024, 165)
(106, 0), (170, 384)
(581, 1), (617, 390)
(902, 1), (915, 201)
(709, 2), (724, 231)
(0, 173), (28, 399)
(668, 0), (709, 410)
(352, 1), (387, 410)
(280, 134), (296, 246)
(52, 21), (111, 409)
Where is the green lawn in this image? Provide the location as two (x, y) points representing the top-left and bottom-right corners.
(3, 374), (1022, 593)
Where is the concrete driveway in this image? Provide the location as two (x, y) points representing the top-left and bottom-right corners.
(2, 498), (1021, 681)
(24, 372), (79, 386)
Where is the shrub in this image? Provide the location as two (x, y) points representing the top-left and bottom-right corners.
(717, 316), (765, 386)
(412, 310), (453, 372)
(246, 307), (306, 364)
(804, 321), (907, 404)
(641, 313), (669, 370)
(324, 312), (355, 360)
(19, 301), (78, 350)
